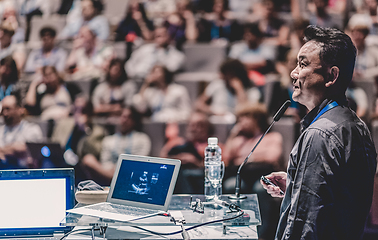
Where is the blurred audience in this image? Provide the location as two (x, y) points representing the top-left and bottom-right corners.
(125, 25), (185, 79)
(307, 0), (343, 29)
(0, 21), (26, 71)
(229, 23), (277, 77)
(197, 0), (243, 43)
(0, 94), (43, 169)
(115, 0), (154, 42)
(59, 0), (109, 41)
(0, 56), (21, 101)
(91, 58), (137, 116)
(1, 2), (25, 44)
(65, 26), (115, 81)
(195, 59), (261, 122)
(24, 26), (67, 73)
(132, 65), (191, 123)
(161, 111), (216, 169)
(80, 106), (151, 185)
(142, 0), (177, 23)
(164, 0), (198, 49)
(347, 15), (378, 80)
(249, 0), (290, 46)
(51, 95), (107, 175)
(24, 66), (72, 120)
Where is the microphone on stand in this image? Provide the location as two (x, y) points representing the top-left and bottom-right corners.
(229, 100), (291, 200)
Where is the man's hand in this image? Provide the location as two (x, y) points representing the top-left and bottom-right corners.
(260, 171), (287, 198)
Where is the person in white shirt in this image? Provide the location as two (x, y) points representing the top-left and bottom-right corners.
(59, 0), (109, 41)
(65, 26), (115, 81)
(132, 65), (191, 123)
(0, 21), (26, 71)
(80, 106), (151, 185)
(125, 26), (185, 79)
(0, 94), (43, 169)
(91, 58), (137, 116)
(24, 26), (67, 73)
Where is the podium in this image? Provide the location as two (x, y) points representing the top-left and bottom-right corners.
(61, 194), (261, 239)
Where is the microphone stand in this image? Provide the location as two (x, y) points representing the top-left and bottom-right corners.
(229, 100), (291, 200)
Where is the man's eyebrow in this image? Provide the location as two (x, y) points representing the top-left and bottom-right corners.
(298, 56), (307, 61)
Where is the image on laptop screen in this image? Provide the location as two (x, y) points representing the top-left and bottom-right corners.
(111, 159), (175, 206)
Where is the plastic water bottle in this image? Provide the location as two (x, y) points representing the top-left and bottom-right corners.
(204, 137), (224, 200)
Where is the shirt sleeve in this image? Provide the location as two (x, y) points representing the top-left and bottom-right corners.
(100, 136), (116, 170)
(132, 132), (151, 156)
(23, 123), (44, 143)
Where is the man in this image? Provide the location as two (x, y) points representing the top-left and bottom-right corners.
(125, 25), (185, 79)
(24, 26), (68, 73)
(261, 25), (377, 239)
(80, 106), (151, 185)
(0, 94), (43, 169)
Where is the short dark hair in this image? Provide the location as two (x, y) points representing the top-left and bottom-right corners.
(0, 56), (18, 84)
(220, 58), (252, 89)
(106, 58), (128, 85)
(304, 25), (356, 92)
(126, 106), (143, 132)
(244, 23), (263, 38)
(40, 26), (56, 38)
(89, 0), (104, 14)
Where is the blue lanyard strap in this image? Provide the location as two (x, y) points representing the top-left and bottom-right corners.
(310, 101), (339, 126)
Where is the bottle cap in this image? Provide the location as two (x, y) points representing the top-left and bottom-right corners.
(208, 137), (218, 145)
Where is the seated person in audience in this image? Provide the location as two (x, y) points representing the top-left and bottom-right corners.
(0, 94), (43, 169)
(24, 66), (72, 120)
(249, 0), (290, 46)
(51, 95), (107, 180)
(80, 106), (151, 185)
(0, 21), (26, 71)
(59, 0), (109, 41)
(195, 59), (261, 122)
(125, 25), (185, 79)
(229, 23), (277, 77)
(1, 2), (25, 44)
(91, 58), (137, 116)
(307, 0), (343, 29)
(0, 56), (22, 101)
(115, 0), (154, 42)
(223, 103), (283, 176)
(347, 15), (378, 80)
(164, 0), (198, 49)
(197, 0), (243, 43)
(24, 26), (68, 73)
(362, 0), (378, 35)
(65, 26), (115, 81)
(132, 65), (191, 123)
(346, 81), (369, 120)
(161, 111), (219, 169)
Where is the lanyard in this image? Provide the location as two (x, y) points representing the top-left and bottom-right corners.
(310, 101), (339, 126)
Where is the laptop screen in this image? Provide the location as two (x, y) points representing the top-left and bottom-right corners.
(111, 159), (175, 206)
(0, 168), (74, 237)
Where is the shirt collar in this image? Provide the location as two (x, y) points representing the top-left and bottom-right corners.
(300, 97), (347, 131)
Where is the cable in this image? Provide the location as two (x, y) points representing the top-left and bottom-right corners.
(131, 210), (245, 236)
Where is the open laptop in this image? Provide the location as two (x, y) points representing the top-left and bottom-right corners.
(67, 154), (181, 222)
(0, 168), (75, 238)
(26, 142), (67, 168)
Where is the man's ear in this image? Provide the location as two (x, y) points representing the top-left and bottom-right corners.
(325, 66), (339, 87)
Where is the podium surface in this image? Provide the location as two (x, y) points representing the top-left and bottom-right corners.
(61, 194), (261, 239)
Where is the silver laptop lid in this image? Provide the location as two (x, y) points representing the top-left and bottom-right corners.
(107, 154), (181, 212)
(0, 168), (75, 238)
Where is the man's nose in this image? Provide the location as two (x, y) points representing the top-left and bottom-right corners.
(290, 67), (299, 83)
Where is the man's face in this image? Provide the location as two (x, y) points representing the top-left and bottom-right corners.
(1, 96), (22, 126)
(41, 34), (55, 51)
(120, 109), (135, 134)
(82, 0), (96, 20)
(154, 28), (170, 47)
(291, 41), (328, 109)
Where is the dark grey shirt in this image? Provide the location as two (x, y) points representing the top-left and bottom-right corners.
(276, 98), (377, 240)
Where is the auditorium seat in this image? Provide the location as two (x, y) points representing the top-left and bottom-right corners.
(182, 43), (227, 72)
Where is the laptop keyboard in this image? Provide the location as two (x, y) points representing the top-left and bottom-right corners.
(86, 203), (161, 217)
